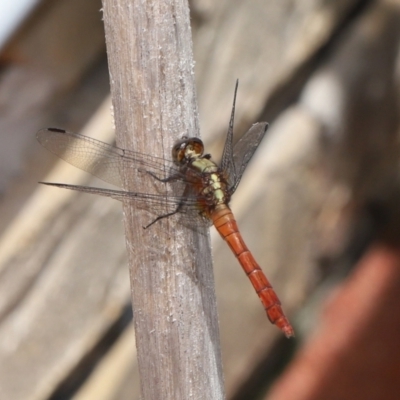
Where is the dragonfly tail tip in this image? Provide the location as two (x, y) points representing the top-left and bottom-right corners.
(282, 325), (295, 338)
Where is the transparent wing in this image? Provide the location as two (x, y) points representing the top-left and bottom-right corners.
(229, 122), (268, 193)
(40, 182), (212, 228)
(219, 82), (268, 194)
(36, 128), (182, 190)
(220, 80), (238, 184)
(37, 128), (213, 228)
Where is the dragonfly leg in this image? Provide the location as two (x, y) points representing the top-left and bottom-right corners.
(143, 201), (184, 229)
(145, 170), (181, 183)
(142, 179), (190, 229)
(143, 210), (177, 229)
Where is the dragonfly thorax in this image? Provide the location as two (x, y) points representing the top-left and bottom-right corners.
(172, 136), (230, 209)
(190, 157), (231, 210)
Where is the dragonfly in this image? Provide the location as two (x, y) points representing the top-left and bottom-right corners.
(37, 82), (294, 338)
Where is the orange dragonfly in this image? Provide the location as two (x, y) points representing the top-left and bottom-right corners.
(37, 82), (294, 338)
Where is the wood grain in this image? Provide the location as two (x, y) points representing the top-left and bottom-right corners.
(102, 1), (224, 399)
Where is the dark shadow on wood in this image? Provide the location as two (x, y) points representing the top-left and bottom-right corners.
(229, 336), (297, 400)
(49, 303), (133, 400)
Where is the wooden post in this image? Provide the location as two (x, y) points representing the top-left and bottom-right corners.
(101, 1), (225, 399)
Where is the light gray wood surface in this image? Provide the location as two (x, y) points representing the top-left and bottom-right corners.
(102, 0), (224, 399)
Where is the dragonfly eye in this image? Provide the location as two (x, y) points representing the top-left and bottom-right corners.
(172, 137), (204, 164)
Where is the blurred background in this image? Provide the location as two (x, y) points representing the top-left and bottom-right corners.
(1, 0), (400, 399)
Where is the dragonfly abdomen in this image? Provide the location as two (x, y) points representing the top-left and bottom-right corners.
(211, 205), (294, 338)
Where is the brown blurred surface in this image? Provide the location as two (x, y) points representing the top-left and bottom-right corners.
(268, 243), (400, 400)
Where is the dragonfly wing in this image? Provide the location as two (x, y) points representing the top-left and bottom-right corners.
(36, 128), (181, 190)
(39, 182), (211, 228)
(220, 80), (238, 184)
(229, 122), (268, 193)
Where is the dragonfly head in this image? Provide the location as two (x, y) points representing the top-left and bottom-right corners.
(172, 137), (204, 165)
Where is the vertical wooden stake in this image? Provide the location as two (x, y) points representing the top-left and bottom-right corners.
(102, 1), (225, 399)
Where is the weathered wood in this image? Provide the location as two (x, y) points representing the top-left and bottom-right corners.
(0, 100), (132, 400)
(102, 1), (224, 399)
(0, 0), (107, 233)
(73, 324), (140, 400)
(193, 0), (361, 141)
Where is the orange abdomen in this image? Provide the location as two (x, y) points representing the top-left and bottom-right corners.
(211, 205), (294, 338)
